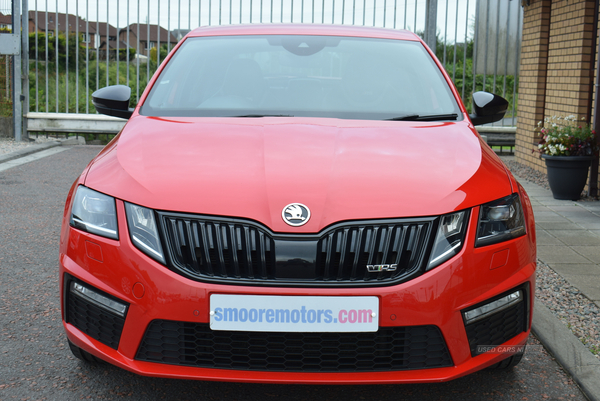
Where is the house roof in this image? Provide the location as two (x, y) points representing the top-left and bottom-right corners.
(0, 12), (12, 25)
(121, 23), (177, 43)
(28, 11), (97, 34)
(99, 40), (132, 50)
(95, 22), (118, 37)
(171, 28), (190, 39)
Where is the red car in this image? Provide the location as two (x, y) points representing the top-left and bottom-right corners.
(60, 24), (536, 384)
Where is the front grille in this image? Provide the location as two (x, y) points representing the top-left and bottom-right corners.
(464, 287), (528, 357)
(65, 279), (127, 350)
(136, 321), (453, 372)
(159, 213), (434, 286)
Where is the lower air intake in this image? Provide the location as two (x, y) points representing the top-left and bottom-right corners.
(465, 291), (528, 357)
(65, 279), (127, 350)
(136, 321), (453, 372)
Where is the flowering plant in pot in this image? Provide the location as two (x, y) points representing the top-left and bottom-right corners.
(536, 115), (597, 200)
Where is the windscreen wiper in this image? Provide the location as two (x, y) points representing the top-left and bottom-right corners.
(385, 113), (459, 121)
(232, 114), (294, 118)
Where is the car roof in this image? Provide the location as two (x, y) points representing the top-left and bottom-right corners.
(187, 24), (421, 42)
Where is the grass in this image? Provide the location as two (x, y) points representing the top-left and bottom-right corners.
(28, 59), (158, 114)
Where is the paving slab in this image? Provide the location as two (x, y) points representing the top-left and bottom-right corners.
(578, 205), (600, 213)
(531, 212), (570, 223)
(535, 229), (564, 246)
(569, 221), (600, 230)
(537, 198), (579, 206)
(531, 205), (553, 213)
(549, 205), (592, 213)
(570, 246), (600, 264)
(549, 263), (600, 277)
(546, 230), (600, 246)
(559, 212), (600, 222)
(537, 245), (592, 264)
(536, 221), (585, 231)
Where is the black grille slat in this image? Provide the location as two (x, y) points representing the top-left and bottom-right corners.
(336, 229), (349, 281)
(185, 220), (199, 268)
(160, 213), (434, 286)
(228, 224), (241, 278)
(258, 231), (268, 279)
(350, 227), (364, 280)
(136, 321), (453, 372)
(243, 226), (254, 279)
(198, 222), (213, 276)
(393, 226), (406, 266)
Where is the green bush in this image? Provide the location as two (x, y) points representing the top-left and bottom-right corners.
(29, 32), (85, 70)
(29, 59), (157, 113)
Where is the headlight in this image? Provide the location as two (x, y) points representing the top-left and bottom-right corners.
(70, 186), (118, 240)
(476, 193), (526, 247)
(125, 202), (165, 264)
(427, 210), (468, 270)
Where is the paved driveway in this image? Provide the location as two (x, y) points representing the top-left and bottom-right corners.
(0, 146), (587, 400)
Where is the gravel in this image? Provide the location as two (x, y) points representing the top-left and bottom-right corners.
(0, 137), (60, 155)
(501, 156), (550, 190)
(536, 261), (600, 359)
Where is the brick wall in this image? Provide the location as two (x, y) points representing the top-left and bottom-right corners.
(515, 0), (551, 172)
(516, 0), (597, 176)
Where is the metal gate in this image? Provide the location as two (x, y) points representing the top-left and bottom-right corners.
(2, 0), (522, 142)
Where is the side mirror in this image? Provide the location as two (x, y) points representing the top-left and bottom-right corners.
(469, 92), (508, 126)
(92, 85), (133, 119)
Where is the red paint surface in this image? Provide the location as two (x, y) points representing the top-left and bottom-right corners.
(59, 24), (536, 383)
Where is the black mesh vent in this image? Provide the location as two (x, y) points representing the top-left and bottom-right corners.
(66, 281), (127, 350)
(159, 213), (434, 287)
(136, 321), (453, 372)
(465, 296), (527, 357)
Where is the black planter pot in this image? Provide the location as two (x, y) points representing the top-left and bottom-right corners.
(541, 154), (593, 200)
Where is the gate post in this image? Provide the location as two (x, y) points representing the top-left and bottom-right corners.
(21, 0), (28, 141)
(424, 0), (438, 53)
(11, 0), (22, 141)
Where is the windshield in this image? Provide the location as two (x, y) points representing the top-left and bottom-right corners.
(140, 34), (461, 121)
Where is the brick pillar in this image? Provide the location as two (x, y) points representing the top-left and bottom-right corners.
(515, 0), (551, 172)
(516, 0), (597, 173)
(545, 0), (596, 119)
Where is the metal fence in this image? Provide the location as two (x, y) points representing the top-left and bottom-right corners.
(3, 0), (522, 142)
(0, 55), (11, 118)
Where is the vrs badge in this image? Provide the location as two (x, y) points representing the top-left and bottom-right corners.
(366, 264), (398, 272)
(282, 203), (311, 227)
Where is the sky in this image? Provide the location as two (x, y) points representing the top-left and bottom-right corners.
(18, 0), (476, 44)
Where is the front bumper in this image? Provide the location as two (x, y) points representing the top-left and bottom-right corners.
(60, 199), (536, 384)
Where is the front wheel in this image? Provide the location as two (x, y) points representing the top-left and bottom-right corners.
(487, 341), (526, 370)
(68, 339), (101, 364)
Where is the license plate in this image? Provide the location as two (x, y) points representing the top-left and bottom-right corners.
(209, 294), (378, 332)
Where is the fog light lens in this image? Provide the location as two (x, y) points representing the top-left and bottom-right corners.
(70, 282), (127, 317)
(464, 290), (522, 325)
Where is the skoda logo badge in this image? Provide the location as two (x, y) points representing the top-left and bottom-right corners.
(282, 203), (311, 227)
